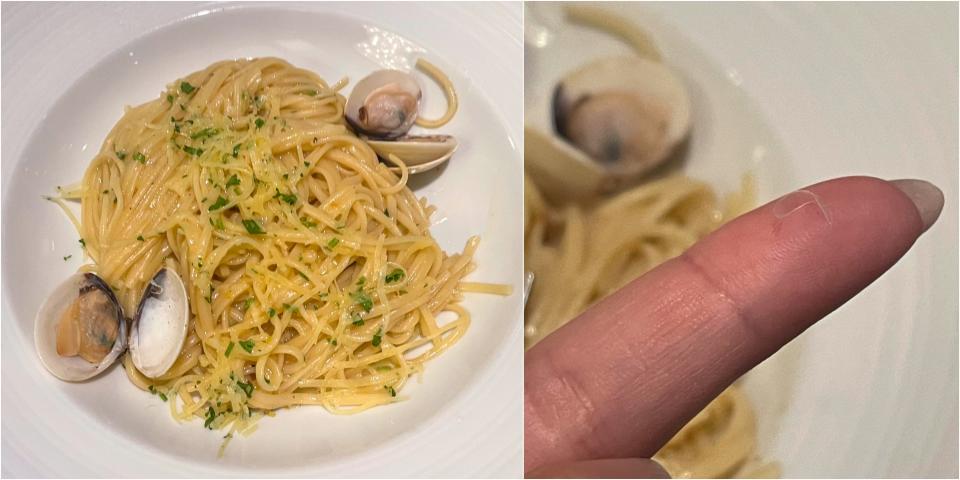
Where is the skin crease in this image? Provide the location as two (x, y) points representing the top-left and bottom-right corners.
(525, 176), (930, 476)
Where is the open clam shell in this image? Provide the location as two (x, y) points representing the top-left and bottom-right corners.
(34, 272), (127, 382)
(129, 268), (189, 379)
(345, 70), (422, 139)
(368, 134), (459, 175)
(537, 55), (691, 200)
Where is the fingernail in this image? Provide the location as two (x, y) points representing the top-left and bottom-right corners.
(890, 179), (944, 232)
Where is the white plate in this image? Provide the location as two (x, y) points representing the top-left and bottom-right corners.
(526, 2), (957, 477)
(1, 2), (523, 477)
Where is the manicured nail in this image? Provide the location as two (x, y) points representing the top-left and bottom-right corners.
(890, 179), (944, 232)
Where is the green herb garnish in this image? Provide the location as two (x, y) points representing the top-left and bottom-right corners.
(242, 219), (265, 234)
(136, 235), (145, 242)
(63, 255), (72, 261)
(166, 94), (174, 103)
(208, 196), (228, 211)
(190, 127), (220, 141)
(182, 145), (204, 156)
(327, 237), (340, 249)
(255, 118), (265, 129)
(180, 81), (196, 94)
(242, 298), (255, 310)
(116, 150), (127, 160)
(134, 152), (146, 164)
(238, 339), (255, 354)
(232, 143), (241, 158)
(352, 289), (373, 312)
(225, 341), (235, 358)
(209, 216), (225, 230)
(274, 190), (297, 205)
(267, 307), (277, 318)
(351, 313), (364, 326)
(225, 174), (240, 187)
(236, 380), (254, 398)
(385, 386), (396, 397)
(204, 406), (216, 429)
(372, 327), (383, 347)
(385, 268), (405, 284)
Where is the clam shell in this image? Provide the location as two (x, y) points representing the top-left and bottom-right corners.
(129, 268), (189, 379)
(34, 273), (127, 382)
(367, 134), (458, 174)
(345, 70), (422, 139)
(554, 55), (691, 148)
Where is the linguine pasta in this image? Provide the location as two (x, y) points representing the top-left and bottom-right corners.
(53, 57), (506, 439)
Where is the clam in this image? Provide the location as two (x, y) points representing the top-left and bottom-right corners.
(34, 273), (127, 381)
(34, 268), (190, 382)
(367, 134), (458, 174)
(128, 268), (189, 378)
(345, 70), (422, 139)
(530, 55), (692, 203)
(346, 69), (458, 173)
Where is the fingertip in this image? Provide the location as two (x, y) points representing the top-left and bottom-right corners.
(889, 179), (945, 233)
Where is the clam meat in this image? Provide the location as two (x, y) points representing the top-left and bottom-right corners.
(35, 268), (190, 382)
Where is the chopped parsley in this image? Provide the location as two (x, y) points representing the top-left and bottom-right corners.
(225, 174), (240, 187)
(134, 152), (146, 164)
(63, 255), (72, 261)
(180, 81), (196, 94)
(351, 313), (364, 326)
(274, 190), (297, 205)
(238, 339), (255, 354)
(204, 406), (217, 429)
(208, 196), (228, 211)
(236, 380), (254, 398)
(232, 143), (241, 158)
(190, 127), (220, 141)
(385, 386), (396, 397)
(356, 276), (366, 287)
(166, 94), (174, 103)
(255, 117), (265, 129)
(225, 341), (235, 358)
(385, 268), (405, 284)
(115, 150), (127, 160)
(136, 235), (145, 242)
(182, 145), (204, 156)
(242, 219), (265, 235)
(242, 297), (255, 310)
(351, 289), (373, 312)
(267, 307), (277, 318)
(300, 217), (317, 228)
(372, 327), (383, 347)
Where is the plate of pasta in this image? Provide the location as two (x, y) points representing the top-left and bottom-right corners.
(1, 2), (523, 477)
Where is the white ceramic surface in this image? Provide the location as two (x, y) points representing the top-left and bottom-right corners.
(1, 2), (523, 477)
(526, 2), (957, 478)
